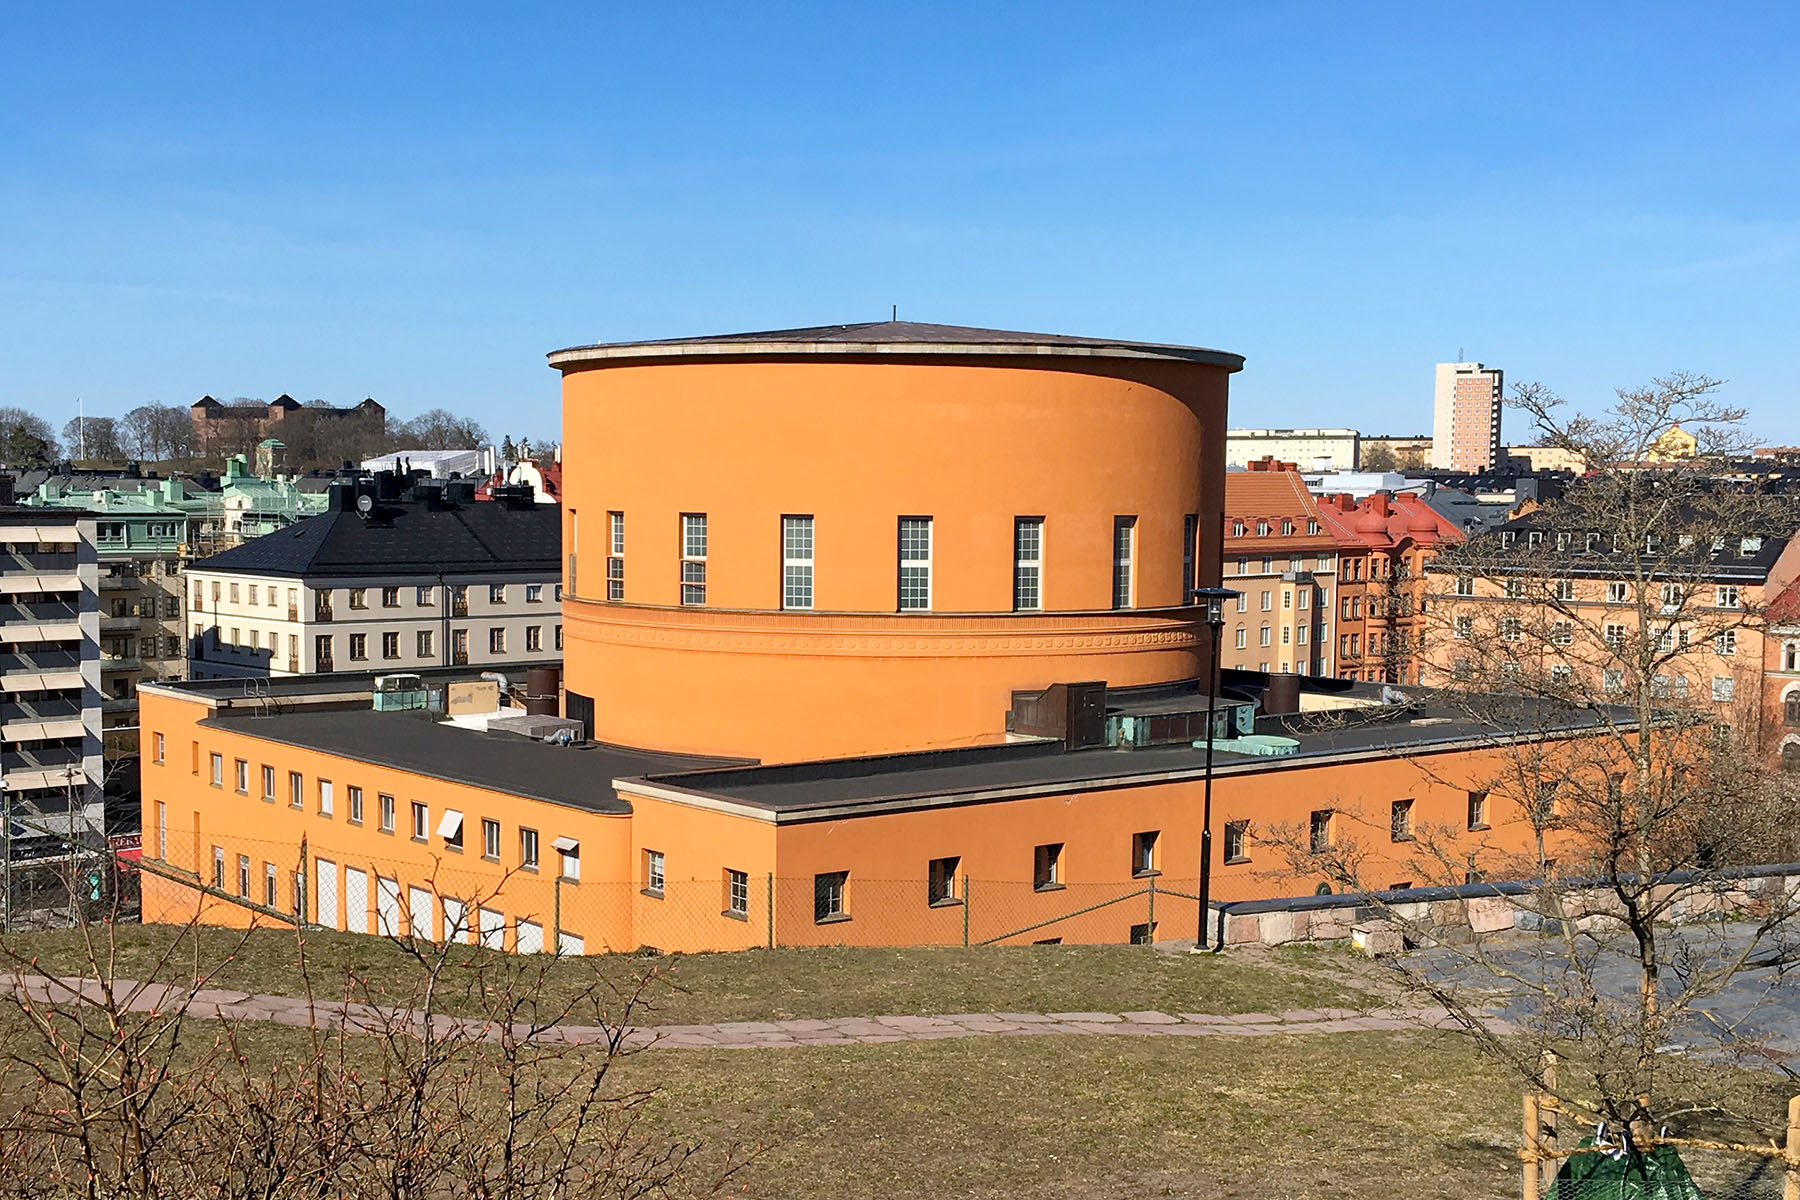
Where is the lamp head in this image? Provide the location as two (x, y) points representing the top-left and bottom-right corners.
(1189, 586), (1241, 628)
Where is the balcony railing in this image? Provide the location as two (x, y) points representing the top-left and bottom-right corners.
(0, 649), (81, 673)
(6, 696), (84, 721)
(1, 551), (77, 573)
(98, 656), (142, 673)
(2, 747), (85, 773)
(0, 600), (80, 624)
(100, 614), (141, 632)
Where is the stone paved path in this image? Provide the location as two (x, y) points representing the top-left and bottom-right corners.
(12, 975), (1463, 1051)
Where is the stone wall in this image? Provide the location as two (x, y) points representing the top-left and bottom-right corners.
(1213, 865), (1800, 954)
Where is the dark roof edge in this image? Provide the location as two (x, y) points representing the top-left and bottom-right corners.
(548, 336), (1244, 372)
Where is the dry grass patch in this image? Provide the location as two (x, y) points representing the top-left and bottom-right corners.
(3, 924), (1373, 1023)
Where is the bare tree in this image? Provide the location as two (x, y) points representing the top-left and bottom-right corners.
(61, 416), (124, 461)
(392, 409), (490, 452)
(0, 860), (748, 1199)
(1264, 374), (1800, 1149)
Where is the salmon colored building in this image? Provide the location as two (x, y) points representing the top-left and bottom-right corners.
(140, 321), (1623, 953)
(1314, 490), (1463, 684)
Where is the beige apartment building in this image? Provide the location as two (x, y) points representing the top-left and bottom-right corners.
(1430, 362), (1504, 472)
(1425, 521), (1798, 748)
(184, 478), (561, 679)
(1221, 465), (1337, 676)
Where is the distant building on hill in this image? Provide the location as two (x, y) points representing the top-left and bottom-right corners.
(190, 394), (385, 454)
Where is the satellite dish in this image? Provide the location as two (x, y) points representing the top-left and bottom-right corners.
(356, 494), (374, 515)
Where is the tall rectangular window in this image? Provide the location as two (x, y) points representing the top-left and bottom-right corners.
(1183, 513), (1198, 598)
(520, 827), (539, 870)
(607, 512), (625, 601)
(379, 793), (395, 833)
(782, 515), (814, 610)
(1112, 517), (1136, 609)
(898, 517), (932, 611)
(482, 818), (500, 860)
(1013, 517), (1043, 611)
(928, 856), (961, 905)
(1033, 842), (1063, 890)
(347, 786), (363, 824)
(680, 513), (707, 605)
(726, 869), (749, 916)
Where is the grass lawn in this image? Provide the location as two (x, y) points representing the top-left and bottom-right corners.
(627, 1030), (1526, 1199)
(0, 923), (1374, 1023)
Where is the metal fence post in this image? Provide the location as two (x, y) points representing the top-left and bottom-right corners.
(766, 872), (775, 949)
(962, 874), (970, 947)
(1146, 876), (1155, 941)
(297, 836), (309, 925)
(553, 875), (562, 950)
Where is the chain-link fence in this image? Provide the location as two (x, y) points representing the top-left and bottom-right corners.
(133, 831), (1249, 954)
(0, 824), (142, 934)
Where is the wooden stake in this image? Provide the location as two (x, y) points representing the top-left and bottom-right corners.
(1783, 1094), (1799, 1200)
(1540, 1051), (1559, 1198)
(1523, 1092), (1541, 1200)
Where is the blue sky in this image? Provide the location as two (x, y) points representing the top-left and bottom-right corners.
(3, 3), (1797, 444)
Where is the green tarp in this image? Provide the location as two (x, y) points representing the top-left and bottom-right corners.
(1548, 1139), (1703, 1199)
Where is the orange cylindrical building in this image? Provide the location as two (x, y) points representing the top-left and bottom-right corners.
(549, 322), (1243, 761)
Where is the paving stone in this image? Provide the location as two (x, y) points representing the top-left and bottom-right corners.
(991, 1012), (1060, 1023)
(1044, 1011), (1123, 1023)
(713, 1021), (784, 1034)
(1177, 1013), (1230, 1024)
(875, 1014), (960, 1030)
(775, 1018), (840, 1032)
(1119, 1010), (1181, 1024)
(1215, 1012), (1279, 1025)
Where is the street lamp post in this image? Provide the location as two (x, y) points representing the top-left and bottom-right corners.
(1190, 587), (1239, 952)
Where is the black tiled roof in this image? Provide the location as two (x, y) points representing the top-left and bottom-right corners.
(190, 499), (559, 578)
(199, 708), (729, 814)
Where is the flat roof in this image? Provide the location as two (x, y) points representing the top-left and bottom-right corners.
(196, 707), (733, 814)
(624, 695), (1627, 821)
(548, 320), (1244, 372)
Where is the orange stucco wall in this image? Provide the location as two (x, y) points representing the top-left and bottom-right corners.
(143, 686), (1604, 953)
(138, 690), (636, 953)
(557, 356), (1232, 761)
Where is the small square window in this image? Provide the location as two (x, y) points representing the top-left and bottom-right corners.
(928, 856), (961, 906)
(813, 870), (848, 922)
(1467, 790), (1488, 830)
(1309, 810), (1332, 854)
(725, 869), (749, 917)
(1130, 830), (1159, 877)
(1223, 820), (1249, 863)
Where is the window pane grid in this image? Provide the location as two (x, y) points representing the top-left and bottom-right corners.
(898, 518), (931, 611)
(680, 513), (707, 605)
(1014, 518), (1042, 611)
(1112, 517), (1135, 609)
(782, 516), (814, 610)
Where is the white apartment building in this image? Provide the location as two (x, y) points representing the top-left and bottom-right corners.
(1226, 428), (1361, 473)
(185, 478), (561, 679)
(1, 506), (104, 858)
